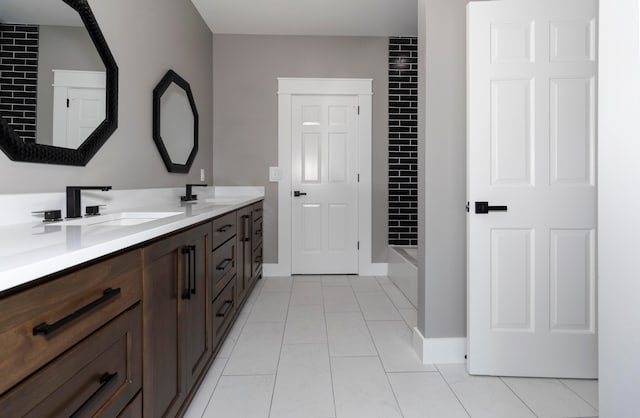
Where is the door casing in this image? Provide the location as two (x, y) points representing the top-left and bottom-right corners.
(271, 78), (380, 276)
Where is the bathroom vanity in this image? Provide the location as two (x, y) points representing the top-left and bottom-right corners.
(0, 190), (263, 417)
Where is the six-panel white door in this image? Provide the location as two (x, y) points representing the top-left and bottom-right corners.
(67, 87), (106, 148)
(291, 95), (359, 274)
(467, 0), (597, 378)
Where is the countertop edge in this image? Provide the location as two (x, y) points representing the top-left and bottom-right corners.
(0, 196), (264, 295)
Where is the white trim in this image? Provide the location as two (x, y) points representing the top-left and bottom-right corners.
(276, 77), (375, 276)
(361, 263), (388, 276)
(278, 78), (373, 96)
(262, 263), (291, 277)
(412, 327), (467, 365)
(52, 69), (106, 89)
(263, 263), (386, 277)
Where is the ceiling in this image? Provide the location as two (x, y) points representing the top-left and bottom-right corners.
(190, 0), (417, 37)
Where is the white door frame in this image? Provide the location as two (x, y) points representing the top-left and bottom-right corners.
(271, 77), (378, 276)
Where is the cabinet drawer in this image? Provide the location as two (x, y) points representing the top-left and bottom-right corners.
(0, 304), (142, 417)
(253, 244), (263, 280)
(211, 211), (237, 250)
(252, 201), (263, 220)
(0, 250), (142, 395)
(212, 277), (236, 349)
(117, 391), (141, 418)
(253, 217), (263, 249)
(212, 237), (236, 296)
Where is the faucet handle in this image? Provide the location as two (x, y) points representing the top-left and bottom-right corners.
(32, 210), (63, 223)
(85, 205), (107, 217)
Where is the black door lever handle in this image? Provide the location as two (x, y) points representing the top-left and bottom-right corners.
(475, 201), (508, 214)
(293, 191), (307, 197)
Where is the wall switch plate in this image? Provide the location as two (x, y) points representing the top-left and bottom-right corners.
(269, 167), (281, 182)
(200, 169), (205, 182)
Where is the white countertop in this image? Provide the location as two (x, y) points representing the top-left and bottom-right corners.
(0, 187), (263, 294)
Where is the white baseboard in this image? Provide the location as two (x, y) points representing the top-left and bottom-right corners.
(262, 262), (388, 277)
(262, 263), (290, 277)
(360, 262), (388, 276)
(412, 327), (467, 364)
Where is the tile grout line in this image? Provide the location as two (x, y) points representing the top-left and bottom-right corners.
(434, 363), (472, 418)
(199, 279), (265, 416)
(558, 379), (599, 412)
(355, 278), (406, 418)
(320, 282), (339, 418)
(499, 376), (541, 418)
(266, 276), (294, 418)
(197, 358), (228, 418)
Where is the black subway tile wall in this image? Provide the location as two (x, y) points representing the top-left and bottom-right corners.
(389, 37), (418, 246)
(0, 24), (39, 142)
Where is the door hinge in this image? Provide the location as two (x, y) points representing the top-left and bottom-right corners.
(66, 98), (70, 108)
(357, 241), (360, 250)
(357, 106), (360, 115)
(357, 173), (360, 183)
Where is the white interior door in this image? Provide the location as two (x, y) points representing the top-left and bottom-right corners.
(291, 95), (359, 274)
(67, 87), (106, 148)
(467, 0), (597, 378)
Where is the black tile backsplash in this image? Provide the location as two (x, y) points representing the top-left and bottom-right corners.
(389, 37), (418, 246)
(0, 24), (39, 141)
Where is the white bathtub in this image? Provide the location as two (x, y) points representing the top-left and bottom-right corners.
(387, 245), (418, 308)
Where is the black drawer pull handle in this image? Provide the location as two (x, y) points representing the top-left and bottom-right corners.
(255, 208), (263, 213)
(33, 288), (121, 336)
(217, 224), (233, 233)
(215, 300), (233, 317)
(255, 256), (263, 263)
(216, 258), (232, 271)
(69, 372), (118, 418)
(255, 229), (263, 236)
(181, 246), (192, 300)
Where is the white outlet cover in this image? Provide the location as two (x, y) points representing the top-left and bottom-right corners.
(269, 167), (281, 182)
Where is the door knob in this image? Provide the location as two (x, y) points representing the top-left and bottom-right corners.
(293, 191), (307, 197)
(475, 201), (507, 214)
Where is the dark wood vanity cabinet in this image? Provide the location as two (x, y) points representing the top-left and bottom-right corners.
(142, 222), (212, 418)
(0, 199), (263, 417)
(236, 205), (253, 304)
(0, 250), (143, 417)
(252, 201), (264, 281)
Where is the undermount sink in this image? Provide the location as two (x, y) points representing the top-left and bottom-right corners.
(64, 212), (183, 227)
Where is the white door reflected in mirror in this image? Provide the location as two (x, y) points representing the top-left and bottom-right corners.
(51, 69), (105, 149)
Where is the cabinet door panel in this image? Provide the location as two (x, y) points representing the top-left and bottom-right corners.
(143, 234), (185, 418)
(183, 223), (212, 390)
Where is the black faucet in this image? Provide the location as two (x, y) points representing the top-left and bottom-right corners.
(66, 186), (112, 219)
(181, 184), (208, 202)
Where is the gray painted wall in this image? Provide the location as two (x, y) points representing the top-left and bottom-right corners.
(36, 25), (104, 145)
(599, 0), (640, 414)
(212, 35), (389, 264)
(418, 0), (467, 338)
(0, 0), (213, 193)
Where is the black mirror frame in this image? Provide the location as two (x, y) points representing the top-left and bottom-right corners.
(0, 0), (118, 166)
(152, 70), (199, 174)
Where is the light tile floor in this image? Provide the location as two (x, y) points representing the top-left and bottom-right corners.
(185, 275), (598, 418)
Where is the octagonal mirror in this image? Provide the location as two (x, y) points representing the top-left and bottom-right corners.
(152, 70), (198, 173)
(0, 0), (118, 166)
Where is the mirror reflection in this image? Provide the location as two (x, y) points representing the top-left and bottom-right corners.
(160, 82), (194, 165)
(152, 70), (198, 174)
(0, 0), (106, 149)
